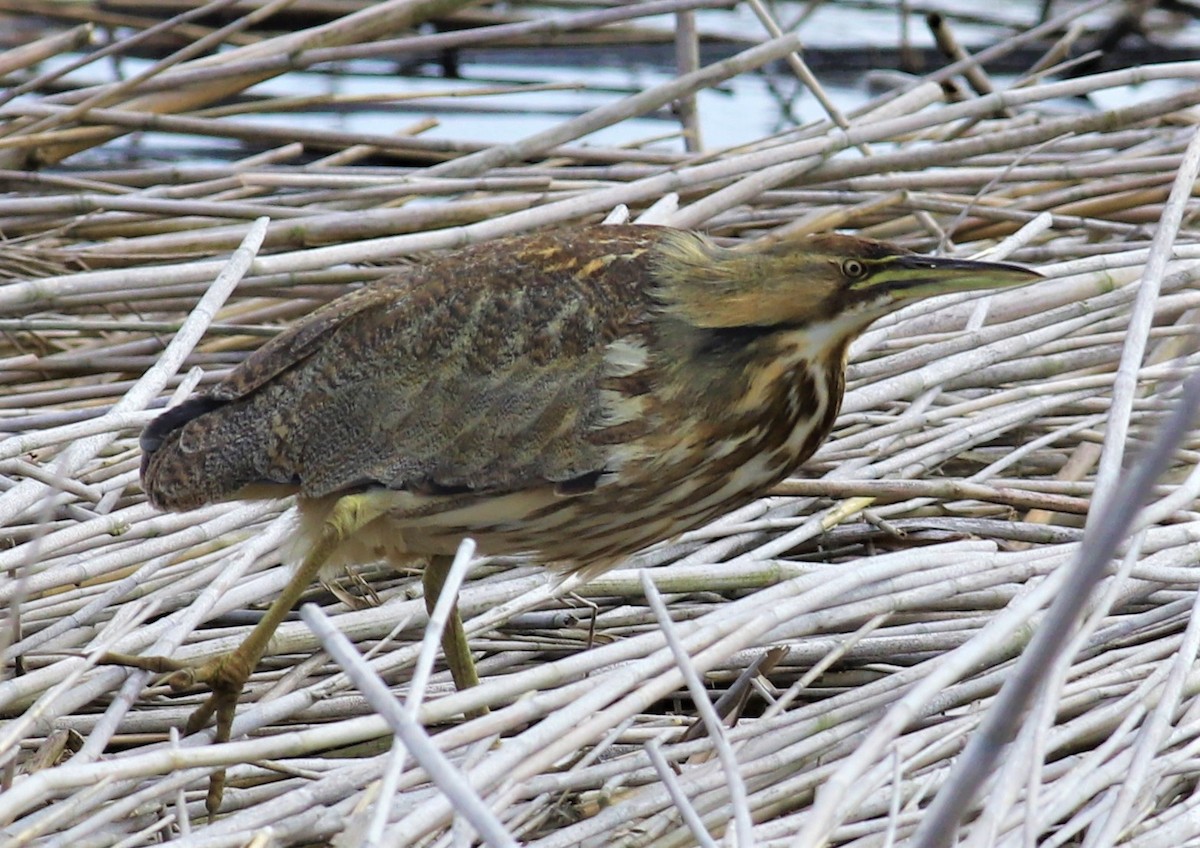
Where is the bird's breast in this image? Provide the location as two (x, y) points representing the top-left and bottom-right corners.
(634, 352), (842, 498)
(544, 342), (846, 567)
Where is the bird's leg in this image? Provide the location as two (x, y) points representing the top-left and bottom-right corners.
(422, 554), (482, 693)
(105, 493), (388, 814)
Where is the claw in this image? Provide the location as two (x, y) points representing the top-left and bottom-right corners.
(103, 648), (252, 814)
(206, 771), (226, 816)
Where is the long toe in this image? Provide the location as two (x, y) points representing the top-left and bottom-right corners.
(179, 651), (256, 815)
(99, 651), (194, 675)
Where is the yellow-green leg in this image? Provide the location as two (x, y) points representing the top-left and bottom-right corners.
(105, 493), (388, 815)
(422, 554), (481, 692)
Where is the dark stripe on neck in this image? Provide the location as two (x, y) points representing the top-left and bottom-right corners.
(694, 323), (802, 357)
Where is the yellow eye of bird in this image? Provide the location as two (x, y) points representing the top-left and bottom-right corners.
(841, 258), (868, 279)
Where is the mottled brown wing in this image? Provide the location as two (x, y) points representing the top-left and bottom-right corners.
(212, 284), (403, 403)
(142, 226), (667, 511)
(138, 283), (402, 472)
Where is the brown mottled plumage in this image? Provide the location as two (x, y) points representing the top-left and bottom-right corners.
(123, 224), (1039, 812)
(142, 225), (1035, 575)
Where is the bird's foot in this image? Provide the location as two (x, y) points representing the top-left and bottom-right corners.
(101, 649), (252, 814)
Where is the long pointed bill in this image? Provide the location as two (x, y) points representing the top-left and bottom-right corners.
(858, 253), (1042, 302)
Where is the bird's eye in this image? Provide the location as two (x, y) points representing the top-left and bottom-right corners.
(841, 259), (868, 280)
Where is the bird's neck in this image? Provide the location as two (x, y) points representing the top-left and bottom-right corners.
(652, 318), (851, 473)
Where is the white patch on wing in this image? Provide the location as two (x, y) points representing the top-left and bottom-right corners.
(595, 389), (646, 428)
(603, 336), (650, 377)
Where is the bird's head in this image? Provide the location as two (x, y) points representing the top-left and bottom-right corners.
(652, 230), (1041, 335)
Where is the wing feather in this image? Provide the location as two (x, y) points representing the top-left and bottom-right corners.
(141, 226), (668, 511)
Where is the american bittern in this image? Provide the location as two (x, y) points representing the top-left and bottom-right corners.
(123, 224), (1039, 811)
